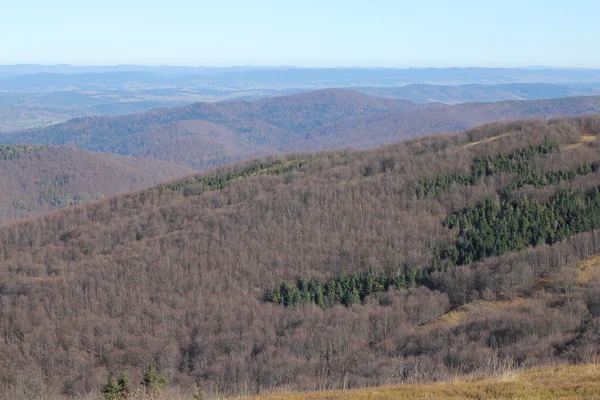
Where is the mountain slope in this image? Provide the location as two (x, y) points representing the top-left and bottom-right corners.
(292, 95), (600, 150)
(0, 145), (194, 224)
(1, 116), (600, 397)
(6, 90), (600, 169)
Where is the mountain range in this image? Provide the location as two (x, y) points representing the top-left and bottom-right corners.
(3, 65), (600, 86)
(2, 66), (600, 133)
(5, 89), (600, 170)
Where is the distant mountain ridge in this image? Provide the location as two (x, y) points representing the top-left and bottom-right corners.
(356, 82), (599, 104)
(6, 89), (600, 169)
(2, 66), (600, 133)
(3, 65), (600, 86)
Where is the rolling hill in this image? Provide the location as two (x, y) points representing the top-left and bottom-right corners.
(0, 145), (194, 225)
(0, 115), (600, 398)
(2, 67), (600, 134)
(2, 90), (418, 168)
(5, 90), (600, 170)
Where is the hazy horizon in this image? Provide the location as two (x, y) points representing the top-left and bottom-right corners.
(2, 64), (600, 70)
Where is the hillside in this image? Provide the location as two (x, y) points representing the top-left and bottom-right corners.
(0, 145), (194, 224)
(292, 95), (600, 151)
(3, 90), (417, 168)
(5, 90), (600, 169)
(1, 115), (600, 398)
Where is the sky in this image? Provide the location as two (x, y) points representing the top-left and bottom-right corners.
(0, 0), (599, 68)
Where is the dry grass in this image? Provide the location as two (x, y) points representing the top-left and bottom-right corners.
(576, 254), (600, 285)
(238, 364), (600, 400)
(462, 132), (518, 148)
(432, 298), (526, 327)
(566, 134), (597, 149)
(581, 134), (597, 143)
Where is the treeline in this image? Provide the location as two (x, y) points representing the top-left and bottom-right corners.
(270, 182), (600, 307)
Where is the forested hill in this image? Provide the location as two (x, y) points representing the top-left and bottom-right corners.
(0, 145), (194, 225)
(2, 115), (600, 398)
(3, 89), (416, 169)
(5, 89), (600, 169)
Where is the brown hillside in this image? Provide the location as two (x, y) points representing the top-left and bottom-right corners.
(1, 116), (600, 398)
(0, 145), (194, 225)
(291, 95), (600, 151)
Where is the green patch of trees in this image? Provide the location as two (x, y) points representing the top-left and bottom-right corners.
(269, 184), (600, 309)
(0, 144), (48, 161)
(416, 140), (559, 196)
(443, 187), (600, 265)
(265, 267), (430, 309)
(416, 139), (600, 267)
(501, 160), (600, 195)
(102, 372), (130, 400)
(102, 362), (167, 399)
(35, 175), (90, 208)
(155, 159), (309, 195)
(270, 139), (600, 309)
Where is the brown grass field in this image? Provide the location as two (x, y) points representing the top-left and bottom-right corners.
(237, 365), (600, 400)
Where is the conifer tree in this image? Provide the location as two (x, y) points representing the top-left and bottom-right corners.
(117, 372), (130, 397)
(142, 361), (168, 393)
(102, 377), (122, 400)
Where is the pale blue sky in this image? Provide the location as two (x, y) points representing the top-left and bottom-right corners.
(0, 0), (598, 67)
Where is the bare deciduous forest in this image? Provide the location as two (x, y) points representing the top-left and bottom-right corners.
(0, 146), (194, 225)
(1, 116), (600, 398)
